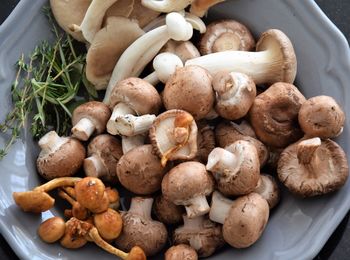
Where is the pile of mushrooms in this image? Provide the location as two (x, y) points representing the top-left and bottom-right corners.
(13, 0), (350, 259)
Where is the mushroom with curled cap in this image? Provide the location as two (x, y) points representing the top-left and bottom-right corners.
(141, 0), (195, 12)
(206, 140), (260, 196)
(209, 191), (269, 248)
(190, 0), (226, 17)
(162, 161), (214, 218)
(253, 174), (280, 209)
(277, 137), (349, 197)
(249, 82), (306, 148)
(149, 110), (198, 166)
(161, 40), (200, 63)
(165, 244), (198, 260)
(153, 194), (185, 225)
(173, 214), (225, 257)
(84, 134), (123, 183)
(186, 29), (297, 85)
(72, 101), (111, 141)
(199, 19), (255, 55)
(298, 95), (345, 139)
(115, 197), (168, 256)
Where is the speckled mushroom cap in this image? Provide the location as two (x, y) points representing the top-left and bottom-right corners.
(165, 244), (198, 260)
(72, 101), (111, 135)
(153, 195), (185, 225)
(116, 144), (167, 195)
(199, 19), (255, 55)
(253, 174), (280, 209)
(249, 82), (306, 148)
(277, 137), (349, 197)
(195, 121), (216, 164)
(298, 95), (345, 139)
(109, 77), (162, 115)
(163, 65), (215, 120)
(223, 192), (269, 248)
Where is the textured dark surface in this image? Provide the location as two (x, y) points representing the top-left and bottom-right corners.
(0, 0), (349, 259)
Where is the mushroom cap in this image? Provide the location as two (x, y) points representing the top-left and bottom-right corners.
(253, 174), (280, 209)
(256, 29), (297, 84)
(72, 101), (111, 134)
(93, 208), (123, 240)
(116, 144), (167, 195)
(104, 0), (135, 18)
(85, 134), (123, 183)
(153, 195), (185, 225)
(13, 190), (55, 213)
(162, 161), (214, 205)
(109, 77), (162, 114)
(38, 217), (66, 243)
(223, 192), (269, 248)
(60, 217), (90, 249)
(86, 17), (144, 89)
(161, 40), (200, 63)
(195, 121), (216, 164)
(37, 137), (85, 180)
(199, 19), (255, 55)
(149, 109), (198, 162)
(249, 82), (306, 148)
(298, 95), (345, 139)
(128, 0), (161, 28)
(165, 244), (198, 260)
(163, 65), (215, 120)
(277, 138), (349, 197)
(50, 0), (90, 42)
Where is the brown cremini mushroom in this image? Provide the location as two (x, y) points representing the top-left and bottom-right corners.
(153, 195), (185, 225)
(278, 137), (349, 197)
(195, 121), (216, 164)
(165, 244), (198, 260)
(38, 217), (66, 243)
(253, 174), (280, 209)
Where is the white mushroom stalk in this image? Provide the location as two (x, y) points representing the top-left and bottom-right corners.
(141, 0), (195, 13)
(128, 197), (154, 220)
(122, 135), (146, 154)
(103, 12), (193, 104)
(72, 118), (95, 140)
(107, 103), (136, 135)
(184, 195), (211, 218)
(209, 191), (233, 224)
(206, 147), (239, 177)
(84, 154), (107, 178)
(38, 131), (68, 156)
(114, 114), (157, 136)
(297, 137), (322, 165)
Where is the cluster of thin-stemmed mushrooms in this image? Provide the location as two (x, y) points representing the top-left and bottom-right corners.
(13, 0), (349, 259)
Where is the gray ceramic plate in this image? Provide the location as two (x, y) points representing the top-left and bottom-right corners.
(1, 0), (350, 259)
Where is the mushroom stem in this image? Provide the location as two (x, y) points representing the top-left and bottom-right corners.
(143, 71), (159, 86)
(182, 214), (205, 229)
(107, 103), (136, 135)
(141, 0), (195, 12)
(190, 0), (226, 17)
(58, 189), (89, 220)
(114, 114), (156, 136)
(128, 197), (154, 221)
(72, 118), (96, 141)
(84, 154), (108, 178)
(209, 191), (233, 224)
(206, 147), (238, 177)
(184, 195), (210, 218)
(297, 137), (322, 165)
(38, 131), (67, 155)
(34, 177), (82, 192)
(122, 135), (145, 154)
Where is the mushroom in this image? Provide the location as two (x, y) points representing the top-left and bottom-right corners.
(199, 19), (255, 55)
(141, 0), (195, 12)
(249, 82), (306, 148)
(195, 121), (216, 164)
(104, 0), (135, 19)
(173, 215), (224, 257)
(84, 134), (123, 183)
(190, 0), (226, 17)
(162, 161), (214, 218)
(86, 17), (144, 89)
(36, 131), (85, 180)
(298, 95), (345, 139)
(212, 71), (256, 120)
(209, 191), (269, 248)
(105, 187), (120, 210)
(149, 110), (198, 166)
(153, 195), (185, 225)
(165, 244), (198, 260)
(277, 137), (349, 197)
(186, 29), (297, 85)
(253, 174), (280, 209)
(58, 189), (89, 220)
(103, 12), (193, 104)
(38, 217), (66, 243)
(116, 145), (168, 195)
(163, 65), (215, 120)
(161, 40), (201, 63)
(72, 101), (111, 141)
(121, 134), (146, 154)
(107, 77), (161, 136)
(93, 208), (123, 240)
(13, 177), (81, 213)
(215, 121), (269, 167)
(115, 197), (168, 256)
(206, 140), (260, 196)
(127, 0), (161, 28)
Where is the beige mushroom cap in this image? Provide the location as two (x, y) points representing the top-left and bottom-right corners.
(161, 40), (200, 63)
(109, 77), (161, 114)
(128, 0), (161, 28)
(104, 0), (134, 18)
(199, 19), (255, 55)
(117, 144), (167, 195)
(249, 82), (306, 148)
(163, 65), (215, 120)
(278, 137), (349, 197)
(165, 244), (198, 260)
(298, 95), (345, 139)
(153, 195), (185, 225)
(253, 174), (280, 209)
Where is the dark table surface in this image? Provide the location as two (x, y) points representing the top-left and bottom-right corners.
(1, 0), (350, 259)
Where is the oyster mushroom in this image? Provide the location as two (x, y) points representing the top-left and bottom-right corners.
(253, 174), (280, 209)
(153, 195), (185, 225)
(115, 197), (168, 256)
(186, 29), (297, 85)
(173, 215), (224, 257)
(277, 137), (349, 197)
(190, 0), (226, 17)
(165, 244), (198, 260)
(161, 40), (200, 63)
(199, 19), (255, 55)
(149, 110), (198, 166)
(206, 140), (260, 196)
(38, 217), (66, 243)
(209, 191), (269, 248)
(249, 82), (306, 148)
(127, 0), (161, 28)
(162, 161), (214, 218)
(141, 0), (195, 12)
(298, 95), (345, 139)
(72, 101), (111, 141)
(104, 0), (135, 19)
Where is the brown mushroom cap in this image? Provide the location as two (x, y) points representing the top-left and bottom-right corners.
(165, 244), (198, 260)
(93, 208), (123, 240)
(104, 0), (134, 18)
(153, 195), (185, 225)
(60, 217), (91, 249)
(109, 77), (162, 114)
(163, 65), (215, 120)
(199, 19), (255, 55)
(249, 82), (306, 148)
(38, 217), (66, 243)
(116, 144), (167, 195)
(13, 190), (55, 213)
(277, 137), (349, 197)
(253, 174), (280, 209)
(195, 121), (216, 164)
(223, 192), (269, 248)
(298, 95), (345, 139)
